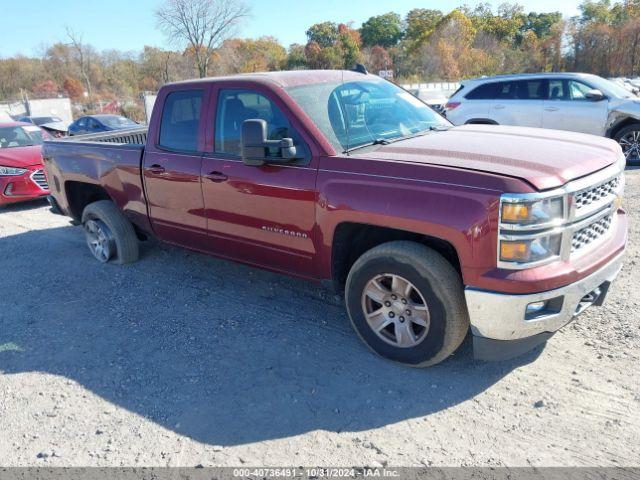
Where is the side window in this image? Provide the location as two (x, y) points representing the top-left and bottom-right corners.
(568, 80), (593, 101)
(515, 79), (547, 100)
(215, 89), (309, 160)
(158, 89), (203, 152)
(495, 81), (516, 100)
(548, 80), (566, 100)
(466, 82), (498, 100)
(88, 118), (100, 130)
(77, 118), (87, 128)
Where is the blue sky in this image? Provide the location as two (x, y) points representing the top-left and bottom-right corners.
(2, 0), (582, 57)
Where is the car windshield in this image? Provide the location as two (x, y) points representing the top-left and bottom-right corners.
(32, 116), (62, 125)
(99, 116), (137, 128)
(285, 78), (450, 152)
(0, 125), (46, 149)
(587, 75), (635, 99)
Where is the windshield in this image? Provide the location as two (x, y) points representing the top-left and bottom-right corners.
(99, 116), (138, 128)
(0, 125), (47, 149)
(32, 116), (62, 125)
(586, 75), (635, 99)
(285, 78), (450, 152)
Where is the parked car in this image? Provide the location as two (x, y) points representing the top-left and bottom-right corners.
(0, 122), (50, 206)
(18, 115), (69, 138)
(43, 70), (627, 366)
(444, 72), (640, 162)
(68, 114), (138, 136)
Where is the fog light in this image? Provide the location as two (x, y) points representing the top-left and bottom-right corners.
(4, 183), (14, 196)
(526, 301), (547, 315)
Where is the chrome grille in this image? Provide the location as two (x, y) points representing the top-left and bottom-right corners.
(571, 214), (613, 253)
(30, 169), (49, 190)
(574, 176), (620, 212)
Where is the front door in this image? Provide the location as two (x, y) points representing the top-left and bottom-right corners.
(201, 87), (319, 277)
(142, 88), (209, 250)
(543, 79), (609, 135)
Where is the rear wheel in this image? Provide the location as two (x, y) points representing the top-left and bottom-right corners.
(82, 200), (139, 264)
(345, 241), (469, 367)
(615, 123), (640, 164)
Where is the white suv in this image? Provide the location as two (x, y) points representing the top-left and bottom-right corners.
(445, 72), (640, 162)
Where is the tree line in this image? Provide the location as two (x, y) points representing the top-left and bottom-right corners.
(1, 0), (640, 120)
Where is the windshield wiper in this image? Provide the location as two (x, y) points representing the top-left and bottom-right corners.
(344, 126), (450, 154)
(345, 138), (391, 153)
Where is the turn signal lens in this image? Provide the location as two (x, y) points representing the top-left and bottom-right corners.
(500, 241), (529, 262)
(501, 204), (531, 223)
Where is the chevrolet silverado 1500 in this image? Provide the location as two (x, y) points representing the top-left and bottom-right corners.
(43, 70), (627, 366)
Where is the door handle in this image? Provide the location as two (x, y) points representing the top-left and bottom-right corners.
(545, 107), (559, 112)
(148, 164), (166, 175)
(494, 104), (506, 109)
(205, 171), (229, 182)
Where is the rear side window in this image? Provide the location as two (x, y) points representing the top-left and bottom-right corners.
(466, 82), (498, 100)
(515, 79), (548, 100)
(158, 90), (203, 152)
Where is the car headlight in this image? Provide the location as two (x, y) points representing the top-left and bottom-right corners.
(498, 194), (567, 268)
(499, 233), (563, 263)
(0, 166), (28, 176)
(500, 196), (564, 226)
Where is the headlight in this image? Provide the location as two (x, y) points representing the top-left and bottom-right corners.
(499, 233), (562, 264)
(0, 166), (28, 176)
(501, 196), (564, 226)
(498, 193), (567, 269)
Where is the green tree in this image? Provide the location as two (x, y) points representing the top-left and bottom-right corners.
(404, 8), (443, 51)
(286, 43), (308, 69)
(360, 12), (403, 47)
(306, 22), (339, 48)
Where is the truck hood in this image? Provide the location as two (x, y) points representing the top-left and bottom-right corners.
(360, 124), (622, 190)
(0, 145), (44, 168)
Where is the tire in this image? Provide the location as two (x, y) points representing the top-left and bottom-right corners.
(614, 123), (640, 164)
(81, 200), (139, 264)
(345, 241), (469, 367)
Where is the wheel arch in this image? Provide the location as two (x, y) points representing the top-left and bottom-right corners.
(607, 116), (640, 139)
(65, 181), (112, 221)
(330, 222), (462, 292)
(464, 118), (499, 125)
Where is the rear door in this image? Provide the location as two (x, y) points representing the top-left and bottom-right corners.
(142, 87), (210, 250)
(543, 79), (609, 135)
(490, 79), (546, 128)
(200, 85), (319, 277)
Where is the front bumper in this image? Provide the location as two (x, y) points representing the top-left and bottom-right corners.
(0, 168), (49, 205)
(465, 252), (624, 360)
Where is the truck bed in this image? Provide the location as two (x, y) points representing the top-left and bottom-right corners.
(56, 127), (148, 145)
(43, 127), (150, 229)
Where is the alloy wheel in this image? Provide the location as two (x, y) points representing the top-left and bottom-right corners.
(84, 219), (115, 263)
(361, 273), (431, 348)
(619, 129), (640, 162)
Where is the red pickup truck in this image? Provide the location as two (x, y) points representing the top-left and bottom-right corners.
(43, 70), (627, 366)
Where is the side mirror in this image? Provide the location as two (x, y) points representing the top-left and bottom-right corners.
(585, 89), (606, 101)
(241, 119), (298, 166)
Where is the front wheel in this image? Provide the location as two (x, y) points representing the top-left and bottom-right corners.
(615, 123), (640, 164)
(82, 200), (139, 264)
(345, 241), (469, 367)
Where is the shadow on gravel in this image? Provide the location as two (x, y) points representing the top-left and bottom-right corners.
(0, 198), (49, 213)
(0, 225), (542, 446)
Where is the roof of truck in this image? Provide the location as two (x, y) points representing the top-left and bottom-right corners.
(168, 69), (373, 89)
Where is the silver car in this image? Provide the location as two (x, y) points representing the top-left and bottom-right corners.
(445, 72), (640, 162)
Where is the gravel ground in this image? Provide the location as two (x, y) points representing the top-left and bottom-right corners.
(0, 169), (639, 467)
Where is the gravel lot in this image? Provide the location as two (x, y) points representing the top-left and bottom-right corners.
(0, 169), (639, 467)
